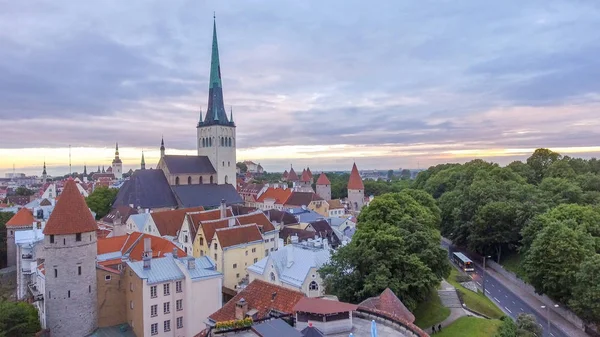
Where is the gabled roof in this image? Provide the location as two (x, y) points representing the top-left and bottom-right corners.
(348, 163), (364, 190)
(172, 184), (243, 208)
(6, 208), (34, 228)
(256, 187), (293, 204)
(186, 208), (232, 242)
(293, 297), (358, 315)
(359, 288), (415, 323)
(43, 179), (98, 235)
(239, 183), (265, 194)
(327, 199), (344, 209)
(316, 173), (331, 185)
(161, 155), (216, 174)
(264, 209), (298, 226)
(97, 232), (187, 264)
(113, 169), (179, 209)
(209, 279), (306, 322)
(300, 170), (311, 182)
(308, 219), (340, 247)
(234, 212), (276, 232)
(287, 167), (299, 181)
(101, 205), (138, 225)
(150, 206), (204, 236)
(285, 192), (323, 207)
(279, 227), (315, 243)
(300, 324), (324, 337)
(215, 224), (263, 248)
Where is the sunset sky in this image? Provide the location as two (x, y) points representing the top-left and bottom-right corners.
(1, 0), (599, 176)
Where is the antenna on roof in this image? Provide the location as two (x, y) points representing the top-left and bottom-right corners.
(69, 145), (72, 175)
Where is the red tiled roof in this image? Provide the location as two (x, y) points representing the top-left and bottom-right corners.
(284, 192), (323, 207)
(347, 163), (364, 190)
(150, 206), (204, 236)
(6, 208), (34, 228)
(358, 288), (415, 323)
(97, 232), (186, 261)
(209, 279), (306, 322)
(287, 167), (299, 181)
(43, 179), (98, 235)
(316, 172), (331, 185)
(215, 224), (263, 248)
(187, 208), (233, 242)
(328, 199), (344, 209)
(294, 297), (358, 315)
(300, 169), (311, 182)
(306, 167), (313, 179)
(256, 187), (293, 204)
(282, 170), (288, 179)
(235, 212), (276, 232)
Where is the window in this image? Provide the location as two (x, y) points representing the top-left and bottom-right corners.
(164, 302), (170, 314)
(10, 230), (13, 235)
(270, 272), (276, 281)
(309, 281), (319, 291)
(200, 176), (203, 184)
(50, 235), (54, 243)
(225, 175), (228, 184)
(222, 161), (225, 167)
(163, 283), (170, 296)
(199, 237), (204, 246)
(233, 263), (237, 269)
(270, 238), (275, 242)
(252, 248), (256, 253)
(151, 286), (157, 298)
(54, 269), (57, 278)
(76, 233), (81, 241)
(151, 304), (158, 317)
(130, 300), (134, 309)
(210, 176), (213, 184)
(265, 249), (269, 256)
(177, 316), (183, 329)
(270, 248), (274, 252)
(214, 243), (217, 249)
(228, 161), (230, 167)
(151, 323), (158, 335)
(236, 273), (240, 278)
(214, 253), (217, 260)
(245, 250), (248, 256)
(130, 282), (133, 291)
(200, 250), (204, 256)
(68, 290), (71, 298)
(176, 281), (182, 293)
(175, 177), (180, 185)
(164, 320), (171, 332)
(264, 239), (268, 243)
(176, 299), (183, 311)
(89, 285), (91, 293)
(254, 258), (258, 263)
(187, 176), (192, 185)
(105, 275), (111, 281)
(78, 266), (82, 275)
(184, 235), (188, 243)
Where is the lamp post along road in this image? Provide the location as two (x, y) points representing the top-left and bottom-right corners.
(541, 304), (559, 336)
(482, 255), (491, 296)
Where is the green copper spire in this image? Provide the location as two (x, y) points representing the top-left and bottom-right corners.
(203, 14), (232, 126)
(209, 15), (222, 90)
(230, 106), (233, 123)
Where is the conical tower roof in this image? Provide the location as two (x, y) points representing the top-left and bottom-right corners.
(43, 179), (98, 235)
(301, 169), (311, 182)
(287, 166), (299, 181)
(316, 172), (331, 185)
(348, 162), (364, 190)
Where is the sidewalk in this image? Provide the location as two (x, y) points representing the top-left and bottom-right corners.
(484, 267), (589, 337)
(437, 280), (478, 330)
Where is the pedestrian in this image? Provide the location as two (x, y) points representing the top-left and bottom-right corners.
(432, 325), (436, 334)
(438, 324), (442, 332)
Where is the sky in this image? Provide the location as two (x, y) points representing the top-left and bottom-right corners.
(1, 0), (600, 176)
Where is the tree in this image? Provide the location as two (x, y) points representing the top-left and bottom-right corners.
(546, 160), (576, 179)
(523, 221), (594, 303)
(538, 177), (582, 206)
(0, 300), (41, 336)
(14, 187), (34, 196)
(570, 254), (600, 325)
(507, 161), (536, 184)
(85, 187), (119, 220)
(495, 316), (517, 337)
(0, 212), (15, 269)
(515, 313), (542, 337)
(400, 169), (411, 180)
(236, 162), (248, 173)
(469, 201), (521, 263)
(526, 148), (561, 184)
(320, 191), (449, 310)
(387, 169), (394, 180)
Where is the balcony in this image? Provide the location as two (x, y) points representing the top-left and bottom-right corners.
(28, 283), (43, 302)
(21, 253), (33, 260)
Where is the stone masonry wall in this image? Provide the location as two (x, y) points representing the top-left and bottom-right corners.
(44, 231), (98, 337)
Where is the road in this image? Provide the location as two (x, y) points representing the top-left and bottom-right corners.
(442, 241), (568, 337)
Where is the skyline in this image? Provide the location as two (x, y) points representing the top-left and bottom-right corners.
(2, 1), (600, 175)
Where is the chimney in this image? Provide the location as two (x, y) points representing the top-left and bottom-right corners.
(228, 217), (236, 227)
(235, 298), (249, 320)
(143, 237), (152, 270)
(291, 235), (299, 244)
(220, 199), (227, 219)
(187, 257), (196, 270)
(172, 247), (178, 258)
(323, 237), (329, 250)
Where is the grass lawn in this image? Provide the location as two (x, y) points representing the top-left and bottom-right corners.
(435, 317), (502, 337)
(500, 252), (528, 281)
(413, 288), (451, 329)
(446, 268), (505, 319)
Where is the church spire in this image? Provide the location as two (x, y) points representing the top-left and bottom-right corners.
(160, 136), (165, 158)
(42, 161), (47, 175)
(198, 107), (203, 126)
(141, 151), (146, 170)
(203, 14), (230, 126)
(230, 106), (234, 123)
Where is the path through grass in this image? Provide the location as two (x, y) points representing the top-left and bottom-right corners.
(446, 268), (505, 319)
(413, 288), (451, 329)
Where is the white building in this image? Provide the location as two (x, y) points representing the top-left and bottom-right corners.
(15, 227), (44, 300)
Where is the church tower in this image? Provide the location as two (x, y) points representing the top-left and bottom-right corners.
(42, 179), (98, 336)
(196, 16), (236, 185)
(111, 143), (123, 179)
(42, 161), (47, 182)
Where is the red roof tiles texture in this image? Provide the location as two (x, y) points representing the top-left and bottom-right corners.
(43, 179), (98, 235)
(287, 167), (299, 181)
(306, 167), (313, 179)
(293, 297), (358, 315)
(316, 172), (331, 185)
(209, 279), (306, 322)
(256, 187), (293, 204)
(5, 208), (34, 228)
(150, 206), (204, 236)
(347, 163), (364, 190)
(300, 169), (311, 182)
(358, 288), (415, 323)
(215, 224), (263, 248)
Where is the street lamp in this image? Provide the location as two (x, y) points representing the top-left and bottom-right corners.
(541, 304), (559, 335)
(482, 255), (491, 296)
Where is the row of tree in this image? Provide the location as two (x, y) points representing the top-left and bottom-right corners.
(414, 149), (600, 325)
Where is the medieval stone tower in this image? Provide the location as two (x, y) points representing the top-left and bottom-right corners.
(5, 208), (35, 267)
(316, 172), (332, 201)
(42, 179), (98, 337)
(196, 17), (236, 185)
(347, 163), (365, 212)
(111, 142), (123, 179)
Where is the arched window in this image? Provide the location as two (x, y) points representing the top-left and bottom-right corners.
(211, 137), (213, 146)
(228, 161), (230, 167)
(225, 175), (228, 184)
(229, 137), (232, 147)
(222, 161), (225, 167)
(200, 176), (203, 184)
(187, 176), (192, 185)
(270, 272), (276, 282)
(210, 176), (214, 184)
(309, 281), (319, 291)
(175, 177), (180, 185)
(202, 138), (205, 147)
(220, 137), (224, 146)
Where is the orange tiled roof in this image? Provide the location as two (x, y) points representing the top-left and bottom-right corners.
(6, 208), (34, 228)
(347, 162), (364, 190)
(150, 206), (204, 236)
(359, 288), (415, 323)
(187, 208), (232, 242)
(316, 172), (331, 185)
(215, 224), (262, 248)
(209, 279), (306, 322)
(328, 199), (344, 209)
(43, 179), (98, 235)
(287, 167), (299, 181)
(199, 220), (230, 245)
(235, 212), (276, 232)
(97, 232), (186, 261)
(256, 187), (293, 204)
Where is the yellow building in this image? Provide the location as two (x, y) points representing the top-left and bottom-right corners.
(307, 199), (330, 217)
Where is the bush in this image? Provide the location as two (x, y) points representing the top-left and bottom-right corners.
(455, 275), (472, 283)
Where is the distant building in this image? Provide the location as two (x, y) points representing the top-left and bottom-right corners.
(111, 143), (123, 180)
(347, 163), (365, 212)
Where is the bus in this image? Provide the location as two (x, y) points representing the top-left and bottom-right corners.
(452, 252), (474, 272)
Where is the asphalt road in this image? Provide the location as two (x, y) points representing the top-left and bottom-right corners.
(442, 242), (567, 337)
